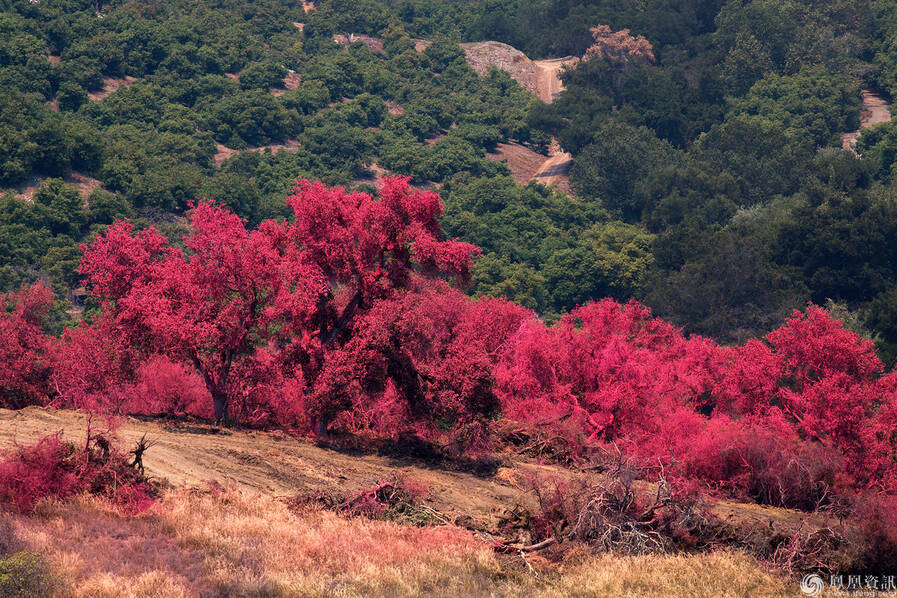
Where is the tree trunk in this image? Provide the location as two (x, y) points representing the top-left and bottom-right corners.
(212, 389), (228, 424)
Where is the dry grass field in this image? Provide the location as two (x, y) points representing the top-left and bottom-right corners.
(2, 489), (796, 598)
(0, 407), (810, 597)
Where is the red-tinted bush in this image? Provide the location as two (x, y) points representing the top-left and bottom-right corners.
(50, 316), (141, 414)
(659, 411), (842, 510)
(848, 493), (897, 573)
(0, 432), (155, 514)
(0, 283), (54, 408)
(341, 477), (430, 520)
(306, 278), (532, 452)
(51, 321), (212, 419)
(496, 300), (897, 503)
(518, 465), (717, 554)
(0, 435), (81, 512)
(131, 355), (212, 418)
(495, 299), (721, 455)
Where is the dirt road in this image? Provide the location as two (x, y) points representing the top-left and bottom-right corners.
(532, 57), (578, 104)
(532, 146), (573, 192)
(841, 90), (892, 149)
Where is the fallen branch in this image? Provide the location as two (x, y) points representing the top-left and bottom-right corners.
(490, 536), (557, 554)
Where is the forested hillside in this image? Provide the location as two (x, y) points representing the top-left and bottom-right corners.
(3, 0), (897, 358)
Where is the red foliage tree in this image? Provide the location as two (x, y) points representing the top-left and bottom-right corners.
(495, 299), (720, 449)
(584, 25), (655, 65)
(78, 177), (480, 428)
(0, 282), (54, 407)
(79, 202), (318, 421)
(495, 299), (897, 500)
(310, 279), (532, 448)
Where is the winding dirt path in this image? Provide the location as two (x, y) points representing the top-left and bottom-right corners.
(532, 57), (578, 104)
(532, 142), (573, 193)
(841, 90), (892, 149)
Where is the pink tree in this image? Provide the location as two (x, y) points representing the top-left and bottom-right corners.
(79, 202), (318, 420)
(0, 282), (54, 407)
(78, 177), (479, 424)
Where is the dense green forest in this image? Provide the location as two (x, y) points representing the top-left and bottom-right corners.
(3, 0), (897, 364)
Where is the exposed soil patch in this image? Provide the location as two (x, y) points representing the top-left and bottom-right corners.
(87, 76), (138, 101)
(66, 171), (104, 197)
(532, 57), (578, 103)
(9, 171), (103, 202)
(487, 140), (572, 192)
(47, 54), (60, 64)
(532, 147), (573, 193)
(271, 70), (300, 97)
(487, 142), (546, 184)
(333, 34), (384, 53)
(841, 90), (892, 149)
(462, 42), (540, 93)
(424, 131), (447, 146)
(460, 42), (577, 104)
(301, 0), (314, 12)
(352, 162), (390, 187)
(213, 139), (301, 168)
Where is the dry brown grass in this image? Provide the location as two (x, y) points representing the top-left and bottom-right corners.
(3, 489), (795, 598)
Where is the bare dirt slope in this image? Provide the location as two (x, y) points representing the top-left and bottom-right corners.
(532, 143), (573, 194)
(333, 34), (385, 53)
(463, 43), (575, 191)
(0, 407), (828, 539)
(460, 42), (576, 105)
(10, 171), (103, 202)
(488, 141), (573, 193)
(841, 90), (892, 149)
(87, 76), (138, 101)
(486, 143), (546, 184)
(532, 57), (578, 103)
(0, 407), (553, 531)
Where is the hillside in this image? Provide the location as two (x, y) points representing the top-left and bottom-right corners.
(0, 407), (833, 537)
(0, 407), (827, 596)
(3, 0), (897, 595)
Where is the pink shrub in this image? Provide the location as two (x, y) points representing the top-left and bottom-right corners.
(0, 435), (81, 512)
(131, 355), (212, 418)
(495, 299), (897, 502)
(0, 433), (156, 514)
(0, 282), (54, 407)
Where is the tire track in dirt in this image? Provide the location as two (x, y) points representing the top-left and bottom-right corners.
(532, 145), (573, 193)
